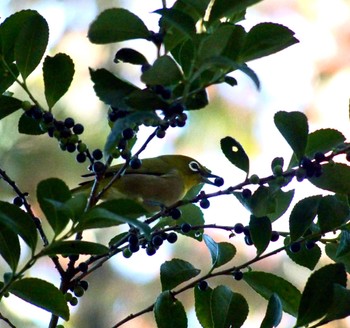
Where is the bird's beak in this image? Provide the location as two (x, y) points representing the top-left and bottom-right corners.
(201, 170), (224, 187)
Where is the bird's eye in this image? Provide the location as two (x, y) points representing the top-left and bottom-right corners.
(189, 161), (200, 172)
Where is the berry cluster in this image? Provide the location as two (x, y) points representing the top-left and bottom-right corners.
(232, 223), (280, 246)
(65, 280), (89, 307)
(296, 154), (324, 182)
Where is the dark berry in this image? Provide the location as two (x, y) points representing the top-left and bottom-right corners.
(152, 235), (163, 247)
(130, 157), (142, 169)
(214, 177), (224, 187)
(198, 280), (208, 291)
(64, 117), (75, 128)
(79, 280), (89, 291)
(243, 226), (250, 236)
(60, 127), (71, 139)
(244, 235), (253, 246)
(76, 152), (87, 163)
(233, 223), (244, 234)
(170, 208), (182, 220)
(314, 162), (323, 177)
(13, 196), (24, 207)
(156, 129), (166, 138)
(66, 143), (76, 153)
(170, 102), (184, 114)
(296, 168), (306, 182)
(121, 149), (131, 160)
(73, 123), (84, 135)
(123, 248), (132, 258)
(108, 111), (118, 122)
(47, 126), (55, 137)
(141, 63), (151, 73)
(73, 286), (85, 297)
(199, 198), (210, 209)
(43, 112), (54, 123)
(167, 232), (178, 243)
(128, 243), (140, 253)
(70, 297), (78, 306)
(128, 234), (139, 246)
(148, 31), (163, 45)
(122, 128), (134, 140)
(289, 242), (301, 253)
(30, 106), (42, 120)
(92, 161), (105, 174)
(181, 223), (192, 234)
(69, 254), (79, 262)
(146, 245), (156, 256)
(305, 240), (316, 250)
(176, 117), (186, 127)
(233, 270), (243, 281)
(270, 231), (280, 242)
(92, 149), (103, 160)
(78, 262), (88, 273)
(314, 152), (326, 163)
(242, 189), (252, 199)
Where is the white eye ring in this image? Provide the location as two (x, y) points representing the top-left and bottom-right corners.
(189, 161), (200, 172)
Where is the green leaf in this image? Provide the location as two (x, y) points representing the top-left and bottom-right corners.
(289, 195), (322, 241)
(335, 230), (350, 258)
(41, 240), (108, 256)
(141, 55), (182, 86)
(114, 48), (148, 65)
(220, 136), (249, 176)
(18, 113), (45, 135)
(88, 8), (150, 44)
(125, 89), (168, 110)
(317, 195), (349, 232)
(89, 68), (138, 107)
(315, 284), (350, 326)
(76, 200), (151, 238)
(0, 63), (18, 94)
(309, 163), (350, 194)
(244, 271), (301, 316)
(10, 278), (69, 320)
(194, 284), (213, 328)
(154, 291), (187, 328)
(240, 23), (298, 62)
(268, 189), (295, 222)
(284, 237), (321, 270)
(0, 95), (22, 120)
(260, 293), (282, 328)
(249, 215), (271, 256)
(37, 178), (71, 235)
(274, 111), (308, 161)
(326, 243), (350, 274)
(14, 13), (49, 80)
(211, 285), (248, 328)
(0, 223), (20, 271)
(288, 128), (346, 168)
(160, 258), (200, 291)
(203, 234), (236, 269)
(209, 0), (262, 23)
(297, 263), (347, 327)
(173, 0), (211, 21)
(64, 193), (88, 223)
(0, 201), (37, 252)
(43, 53), (75, 109)
(185, 88), (209, 109)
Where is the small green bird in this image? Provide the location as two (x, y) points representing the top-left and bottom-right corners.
(74, 155), (223, 211)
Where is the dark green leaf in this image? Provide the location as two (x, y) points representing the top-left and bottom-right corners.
(249, 215), (271, 255)
(18, 113), (45, 135)
(274, 111), (308, 161)
(268, 189), (294, 222)
(41, 240), (108, 256)
(244, 271), (301, 316)
(37, 178), (71, 235)
(14, 13), (49, 80)
(0, 223), (20, 271)
(0, 201), (37, 252)
(289, 195), (322, 241)
(173, 0), (211, 21)
(155, 9), (196, 38)
(315, 284), (350, 326)
(203, 234), (236, 269)
(260, 293), (282, 328)
(250, 186), (276, 217)
(185, 89), (209, 109)
(211, 285), (248, 328)
(154, 291), (187, 328)
(88, 8), (149, 44)
(336, 231), (350, 258)
(114, 48), (148, 65)
(309, 163), (350, 194)
(297, 263), (346, 327)
(89, 68), (138, 107)
(64, 193), (88, 223)
(160, 258), (200, 291)
(171, 39), (195, 77)
(0, 95), (22, 120)
(125, 89), (168, 110)
(0, 10), (39, 62)
(43, 53), (75, 109)
(326, 243), (350, 274)
(141, 55), (182, 86)
(0, 63), (18, 94)
(10, 278), (69, 320)
(209, 0), (262, 23)
(194, 284), (213, 328)
(284, 237), (321, 270)
(108, 231), (129, 248)
(240, 23), (298, 62)
(288, 128), (346, 168)
(317, 195), (349, 232)
(220, 136), (249, 175)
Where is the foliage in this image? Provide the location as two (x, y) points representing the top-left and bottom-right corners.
(0, 1), (349, 327)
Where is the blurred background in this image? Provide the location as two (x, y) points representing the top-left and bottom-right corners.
(1, 0), (350, 327)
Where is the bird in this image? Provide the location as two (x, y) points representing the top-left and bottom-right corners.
(73, 154), (224, 212)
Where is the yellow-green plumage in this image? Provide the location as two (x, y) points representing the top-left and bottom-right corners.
(73, 155), (222, 211)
